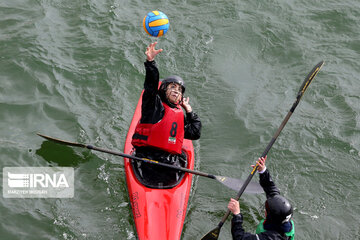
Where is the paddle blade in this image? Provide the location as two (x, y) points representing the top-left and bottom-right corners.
(297, 60), (324, 98)
(37, 133), (86, 148)
(201, 226), (220, 240)
(215, 176), (263, 194)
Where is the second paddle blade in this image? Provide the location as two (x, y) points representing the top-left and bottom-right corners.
(200, 226), (220, 240)
(215, 176), (264, 194)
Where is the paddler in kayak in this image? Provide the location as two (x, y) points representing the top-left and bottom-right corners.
(131, 42), (202, 187)
(227, 156), (295, 240)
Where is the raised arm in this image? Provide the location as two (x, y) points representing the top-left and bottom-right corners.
(252, 156), (280, 198)
(141, 42), (164, 124)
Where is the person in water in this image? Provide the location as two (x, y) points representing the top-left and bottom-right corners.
(228, 156), (295, 240)
(131, 42), (202, 186)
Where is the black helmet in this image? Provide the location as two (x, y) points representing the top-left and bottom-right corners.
(160, 75), (186, 94)
(265, 195), (293, 224)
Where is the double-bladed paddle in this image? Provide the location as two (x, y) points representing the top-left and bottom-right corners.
(201, 61), (325, 240)
(37, 133), (263, 193)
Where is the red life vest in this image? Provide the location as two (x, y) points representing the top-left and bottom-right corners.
(132, 103), (184, 154)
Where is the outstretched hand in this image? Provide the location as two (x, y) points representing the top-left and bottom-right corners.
(145, 42), (163, 61)
(251, 156), (267, 172)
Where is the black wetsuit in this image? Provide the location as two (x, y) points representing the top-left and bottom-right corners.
(133, 60), (201, 186)
(231, 170), (293, 240)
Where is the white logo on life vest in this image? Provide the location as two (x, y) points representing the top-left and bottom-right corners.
(168, 137), (176, 144)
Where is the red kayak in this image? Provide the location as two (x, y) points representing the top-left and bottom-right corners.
(124, 89), (195, 240)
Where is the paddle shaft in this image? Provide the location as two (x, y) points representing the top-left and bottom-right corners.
(210, 61), (325, 231)
(37, 133), (218, 179)
(37, 133), (266, 193)
(86, 144), (216, 179)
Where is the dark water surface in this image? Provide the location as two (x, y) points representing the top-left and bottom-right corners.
(1, 0), (359, 239)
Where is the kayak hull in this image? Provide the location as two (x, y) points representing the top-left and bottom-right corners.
(124, 90), (195, 240)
